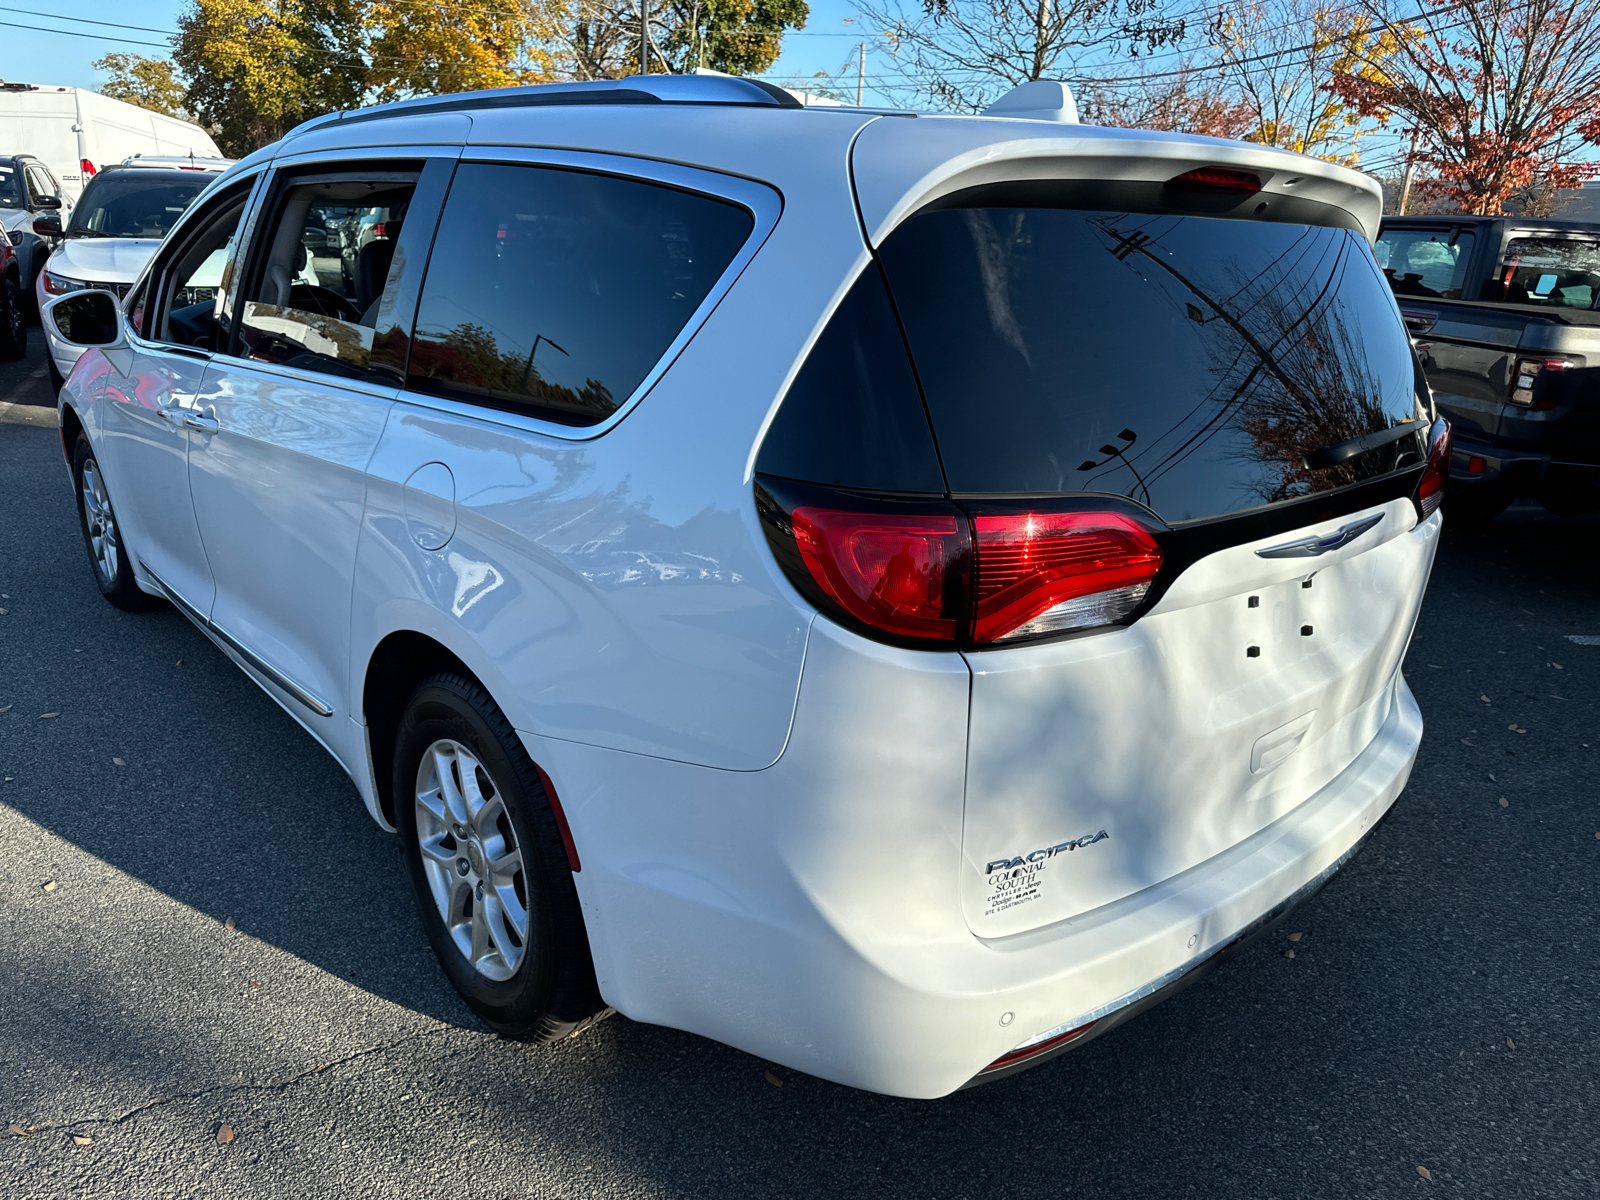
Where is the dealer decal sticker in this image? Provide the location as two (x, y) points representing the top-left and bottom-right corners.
(983, 831), (1109, 916)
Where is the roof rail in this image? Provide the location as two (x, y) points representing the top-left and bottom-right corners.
(288, 74), (802, 139)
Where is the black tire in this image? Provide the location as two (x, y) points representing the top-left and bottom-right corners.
(0, 275), (24, 360)
(394, 673), (607, 1042)
(71, 434), (153, 611)
(1447, 485), (1513, 527)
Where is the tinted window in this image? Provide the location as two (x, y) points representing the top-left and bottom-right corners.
(409, 162), (753, 426)
(1493, 237), (1600, 310)
(1374, 227), (1475, 298)
(757, 265), (944, 493)
(879, 208), (1425, 522)
(68, 171), (211, 239)
(0, 164), (21, 209)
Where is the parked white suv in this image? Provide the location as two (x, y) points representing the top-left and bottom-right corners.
(37, 155), (232, 390)
(45, 75), (1447, 1098)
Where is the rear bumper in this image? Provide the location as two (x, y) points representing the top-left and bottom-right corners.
(1451, 434), (1600, 500)
(531, 619), (1425, 1099)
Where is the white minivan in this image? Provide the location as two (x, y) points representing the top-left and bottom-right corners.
(45, 75), (1447, 1098)
(0, 82), (224, 202)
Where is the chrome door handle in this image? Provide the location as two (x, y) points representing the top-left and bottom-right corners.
(183, 412), (220, 434)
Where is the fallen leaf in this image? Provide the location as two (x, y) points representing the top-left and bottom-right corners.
(1426, 663), (1441, 669)
(248, 980), (261, 989)
(8, 1124), (32, 1137)
(175, 659), (182, 667)
(1507, 1038), (1515, 1050)
(224, 917), (235, 931)
(1417, 1166), (1432, 1181)
(72, 1135), (93, 1147)
(1499, 798), (1509, 808)
(216, 1124), (234, 1145)
(39, 713), (59, 719)
(1551, 662), (1563, 670)
(0, 608), (8, 615)
(1459, 738), (1474, 746)
(1480, 694), (1491, 704)
(1509, 724), (1527, 734)
(112, 758), (125, 767)
(42, 881), (56, 893)
(0, 705), (11, 712)
(1488, 773), (1496, 782)
(1284, 949), (1296, 959)
(763, 1070), (784, 1088)
(1287, 932), (1303, 942)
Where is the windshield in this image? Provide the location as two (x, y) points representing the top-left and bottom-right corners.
(67, 171), (211, 239)
(878, 207), (1426, 522)
(1493, 237), (1600, 310)
(1374, 227), (1476, 299)
(0, 165), (21, 209)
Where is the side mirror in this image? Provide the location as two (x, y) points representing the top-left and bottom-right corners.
(32, 213), (62, 237)
(45, 289), (123, 348)
(34, 194), (62, 211)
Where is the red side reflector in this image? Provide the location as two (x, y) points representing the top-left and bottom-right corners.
(981, 1021), (1098, 1073)
(969, 511), (1162, 643)
(80, 158), (96, 177)
(792, 507), (968, 641)
(1468, 456), (1486, 474)
(533, 765), (581, 873)
(1166, 166), (1263, 194)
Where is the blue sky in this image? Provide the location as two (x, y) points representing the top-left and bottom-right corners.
(0, 0), (894, 102)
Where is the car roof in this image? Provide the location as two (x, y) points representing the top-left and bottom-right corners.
(247, 75), (1386, 241)
(116, 153), (234, 171)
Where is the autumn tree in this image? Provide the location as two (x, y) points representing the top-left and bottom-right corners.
(854, 0), (1189, 111)
(1209, 0), (1403, 165)
(529, 0), (807, 80)
(1334, 0), (1600, 213)
(1077, 64), (1254, 137)
(94, 54), (187, 117)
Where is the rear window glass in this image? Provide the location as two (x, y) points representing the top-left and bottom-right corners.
(409, 163), (753, 426)
(1374, 227), (1475, 299)
(1494, 237), (1600, 310)
(0, 166), (20, 209)
(878, 208), (1425, 522)
(68, 171), (211, 239)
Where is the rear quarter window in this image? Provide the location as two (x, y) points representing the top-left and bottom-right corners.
(408, 162), (754, 426)
(879, 207), (1426, 523)
(1374, 227), (1476, 299)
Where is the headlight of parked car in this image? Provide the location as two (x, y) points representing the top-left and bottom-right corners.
(41, 270), (83, 296)
(5, 230), (22, 246)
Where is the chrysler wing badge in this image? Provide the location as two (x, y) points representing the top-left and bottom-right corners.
(1255, 512), (1385, 560)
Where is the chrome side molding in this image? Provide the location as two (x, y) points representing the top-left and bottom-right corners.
(1255, 512), (1385, 560)
(137, 561), (334, 718)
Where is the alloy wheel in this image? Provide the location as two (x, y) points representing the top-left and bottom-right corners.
(413, 739), (529, 982)
(80, 458), (120, 585)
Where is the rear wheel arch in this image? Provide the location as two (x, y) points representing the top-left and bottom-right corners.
(59, 402), (84, 465)
(362, 630), (478, 826)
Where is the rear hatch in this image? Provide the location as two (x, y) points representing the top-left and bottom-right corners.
(753, 125), (1441, 938)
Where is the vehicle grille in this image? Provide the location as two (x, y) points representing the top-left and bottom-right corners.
(86, 280), (133, 301)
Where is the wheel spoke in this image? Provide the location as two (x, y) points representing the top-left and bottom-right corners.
(471, 796), (506, 840)
(490, 882), (528, 940)
(415, 783), (449, 827)
(484, 844), (520, 884)
(417, 831), (456, 866)
(469, 893), (491, 964)
(460, 754), (491, 826)
(432, 745), (469, 823)
(482, 890), (523, 964)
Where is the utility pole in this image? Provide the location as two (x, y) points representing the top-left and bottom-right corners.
(857, 43), (865, 106)
(1398, 129), (1419, 216)
(639, 0), (650, 74)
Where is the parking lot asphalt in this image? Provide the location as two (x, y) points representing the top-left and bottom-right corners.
(2, 332), (1597, 1199)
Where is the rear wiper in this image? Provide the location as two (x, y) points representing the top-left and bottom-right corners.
(1302, 422), (1423, 470)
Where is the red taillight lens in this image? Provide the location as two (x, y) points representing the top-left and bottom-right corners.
(1507, 356), (1575, 408)
(80, 158), (96, 177)
(372, 222), (386, 238)
(792, 506), (969, 641)
(969, 511), (1162, 644)
(1166, 166), (1262, 193)
(1417, 419), (1450, 520)
(980, 1021), (1098, 1074)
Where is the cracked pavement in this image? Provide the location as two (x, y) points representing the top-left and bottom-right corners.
(3, 334), (1598, 1198)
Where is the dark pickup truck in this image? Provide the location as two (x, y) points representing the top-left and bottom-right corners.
(1376, 215), (1600, 520)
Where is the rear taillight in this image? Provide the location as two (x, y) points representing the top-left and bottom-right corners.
(1507, 356), (1576, 409)
(968, 510), (1162, 643)
(979, 1021), (1098, 1075)
(759, 479), (1164, 649)
(80, 158), (96, 177)
(791, 506), (969, 642)
(372, 222), (386, 237)
(1416, 418), (1450, 520)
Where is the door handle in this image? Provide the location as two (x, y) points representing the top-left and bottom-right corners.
(183, 412), (220, 434)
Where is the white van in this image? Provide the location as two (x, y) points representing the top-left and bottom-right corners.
(0, 83), (223, 203)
